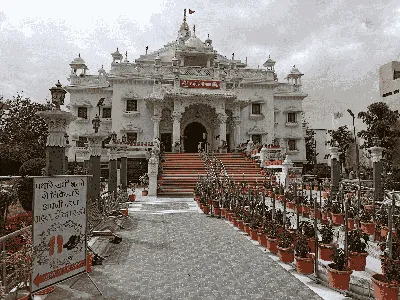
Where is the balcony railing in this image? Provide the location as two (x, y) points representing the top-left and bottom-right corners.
(69, 75), (108, 86)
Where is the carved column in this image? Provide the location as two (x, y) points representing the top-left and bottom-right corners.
(172, 111), (182, 151)
(152, 116), (161, 140)
(86, 133), (108, 201)
(218, 113), (228, 148)
(107, 141), (118, 197)
(260, 145), (267, 167)
(36, 110), (76, 176)
(147, 152), (159, 196)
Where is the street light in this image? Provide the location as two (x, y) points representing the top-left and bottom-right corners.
(347, 109), (355, 138)
(49, 80), (67, 110)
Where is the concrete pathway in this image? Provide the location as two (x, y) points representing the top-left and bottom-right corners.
(44, 196), (337, 300)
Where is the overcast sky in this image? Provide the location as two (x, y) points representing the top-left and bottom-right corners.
(1, 0), (400, 130)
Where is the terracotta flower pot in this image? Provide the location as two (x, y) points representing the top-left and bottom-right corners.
(129, 194), (136, 201)
(306, 186), (311, 190)
(301, 205), (309, 216)
(142, 190), (148, 196)
(308, 238), (316, 253)
(258, 233), (268, 247)
(331, 213), (344, 226)
(214, 207), (221, 217)
(323, 192), (329, 198)
(231, 216), (237, 225)
(212, 200), (219, 208)
(364, 205), (373, 213)
(119, 208), (129, 217)
(319, 243), (337, 261)
(244, 224), (250, 234)
(381, 226), (389, 239)
(250, 228), (258, 241)
(295, 254), (314, 274)
(221, 208), (227, 218)
(12, 290), (30, 300)
(87, 252), (93, 273)
(203, 205), (210, 214)
(371, 273), (399, 300)
(310, 208), (321, 219)
(347, 251), (368, 271)
(327, 264), (353, 290)
(360, 221), (375, 235)
(286, 201), (295, 210)
(277, 246), (294, 263)
(266, 236), (279, 253)
(347, 218), (355, 230)
(237, 220), (244, 230)
(233, 218), (238, 227)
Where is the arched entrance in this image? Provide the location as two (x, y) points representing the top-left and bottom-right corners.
(183, 122), (207, 153)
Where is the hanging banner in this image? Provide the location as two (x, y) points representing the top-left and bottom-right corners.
(31, 176), (88, 293)
(180, 79), (220, 89)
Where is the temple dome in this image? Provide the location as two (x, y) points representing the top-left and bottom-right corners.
(71, 54), (85, 65)
(185, 36), (205, 50)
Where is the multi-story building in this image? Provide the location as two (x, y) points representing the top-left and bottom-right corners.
(65, 10), (308, 180)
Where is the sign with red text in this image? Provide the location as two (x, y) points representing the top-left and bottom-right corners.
(31, 176), (88, 293)
(266, 160), (283, 166)
(180, 79), (220, 89)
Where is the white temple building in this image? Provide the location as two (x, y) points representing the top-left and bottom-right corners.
(65, 9), (308, 174)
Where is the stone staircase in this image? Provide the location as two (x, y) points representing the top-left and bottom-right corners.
(157, 153), (266, 196)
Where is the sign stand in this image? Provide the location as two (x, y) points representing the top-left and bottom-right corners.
(69, 272), (103, 295)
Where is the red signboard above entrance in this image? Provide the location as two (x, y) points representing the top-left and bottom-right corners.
(180, 79), (220, 89)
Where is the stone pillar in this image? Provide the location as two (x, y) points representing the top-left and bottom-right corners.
(281, 155), (294, 187)
(152, 116), (161, 140)
(120, 147), (128, 189)
(172, 111), (182, 151)
(234, 118), (241, 148)
(86, 133), (108, 201)
(148, 152), (159, 196)
(329, 146), (340, 198)
(218, 113), (228, 148)
(368, 145), (385, 216)
(107, 142), (118, 197)
(36, 110), (76, 176)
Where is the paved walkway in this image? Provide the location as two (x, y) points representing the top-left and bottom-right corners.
(45, 197), (333, 300)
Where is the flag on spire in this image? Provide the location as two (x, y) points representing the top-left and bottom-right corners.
(189, 9), (195, 14)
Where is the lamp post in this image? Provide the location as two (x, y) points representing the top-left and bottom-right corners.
(85, 114), (108, 202)
(106, 131), (118, 197)
(368, 136), (385, 221)
(347, 109), (359, 178)
(36, 81), (75, 175)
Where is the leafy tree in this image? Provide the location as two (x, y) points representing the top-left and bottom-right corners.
(357, 102), (400, 160)
(327, 125), (353, 167)
(0, 94), (51, 175)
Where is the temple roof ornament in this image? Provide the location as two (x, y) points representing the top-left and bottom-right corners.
(263, 55), (276, 68)
(288, 65), (304, 77)
(185, 25), (205, 50)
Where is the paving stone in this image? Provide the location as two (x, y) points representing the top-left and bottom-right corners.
(45, 197), (323, 299)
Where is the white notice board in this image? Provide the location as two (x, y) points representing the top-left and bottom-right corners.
(31, 176), (88, 293)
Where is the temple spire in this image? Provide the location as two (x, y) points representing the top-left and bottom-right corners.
(183, 9), (187, 22)
(193, 24), (196, 36)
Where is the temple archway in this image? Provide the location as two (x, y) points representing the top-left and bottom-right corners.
(183, 122), (207, 153)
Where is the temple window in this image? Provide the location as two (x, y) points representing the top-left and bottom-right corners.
(126, 100), (138, 112)
(251, 103), (261, 115)
(77, 107), (88, 119)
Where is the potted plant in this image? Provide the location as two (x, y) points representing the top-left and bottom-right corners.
(330, 202), (344, 226)
(128, 183), (137, 201)
(309, 202), (322, 220)
(371, 258), (400, 300)
(360, 208), (375, 235)
(277, 230), (294, 263)
(347, 229), (369, 271)
(299, 221), (316, 253)
(139, 173), (149, 196)
(173, 141), (181, 153)
(266, 221), (280, 253)
(294, 233), (314, 274)
(327, 248), (353, 290)
(318, 224), (337, 261)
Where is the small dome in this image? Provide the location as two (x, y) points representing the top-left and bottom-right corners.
(71, 54), (85, 65)
(111, 48), (123, 58)
(185, 36), (205, 50)
(290, 65), (302, 74)
(263, 55), (276, 67)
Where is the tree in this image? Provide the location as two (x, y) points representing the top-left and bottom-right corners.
(0, 94), (51, 175)
(327, 125), (353, 168)
(357, 102), (400, 160)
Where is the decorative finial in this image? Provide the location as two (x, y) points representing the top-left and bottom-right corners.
(126, 51), (128, 58)
(145, 46), (148, 55)
(269, 55), (271, 58)
(293, 65), (295, 68)
(193, 24), (196, 35)
(101, 65), (103, 68)
(232, 53), (234, 60)
(78, 53), (80, 57)
(208, 33), (210, 39)
(183, 9), (187, 22)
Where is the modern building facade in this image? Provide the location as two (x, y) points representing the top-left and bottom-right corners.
(65, 10), (308, 172)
